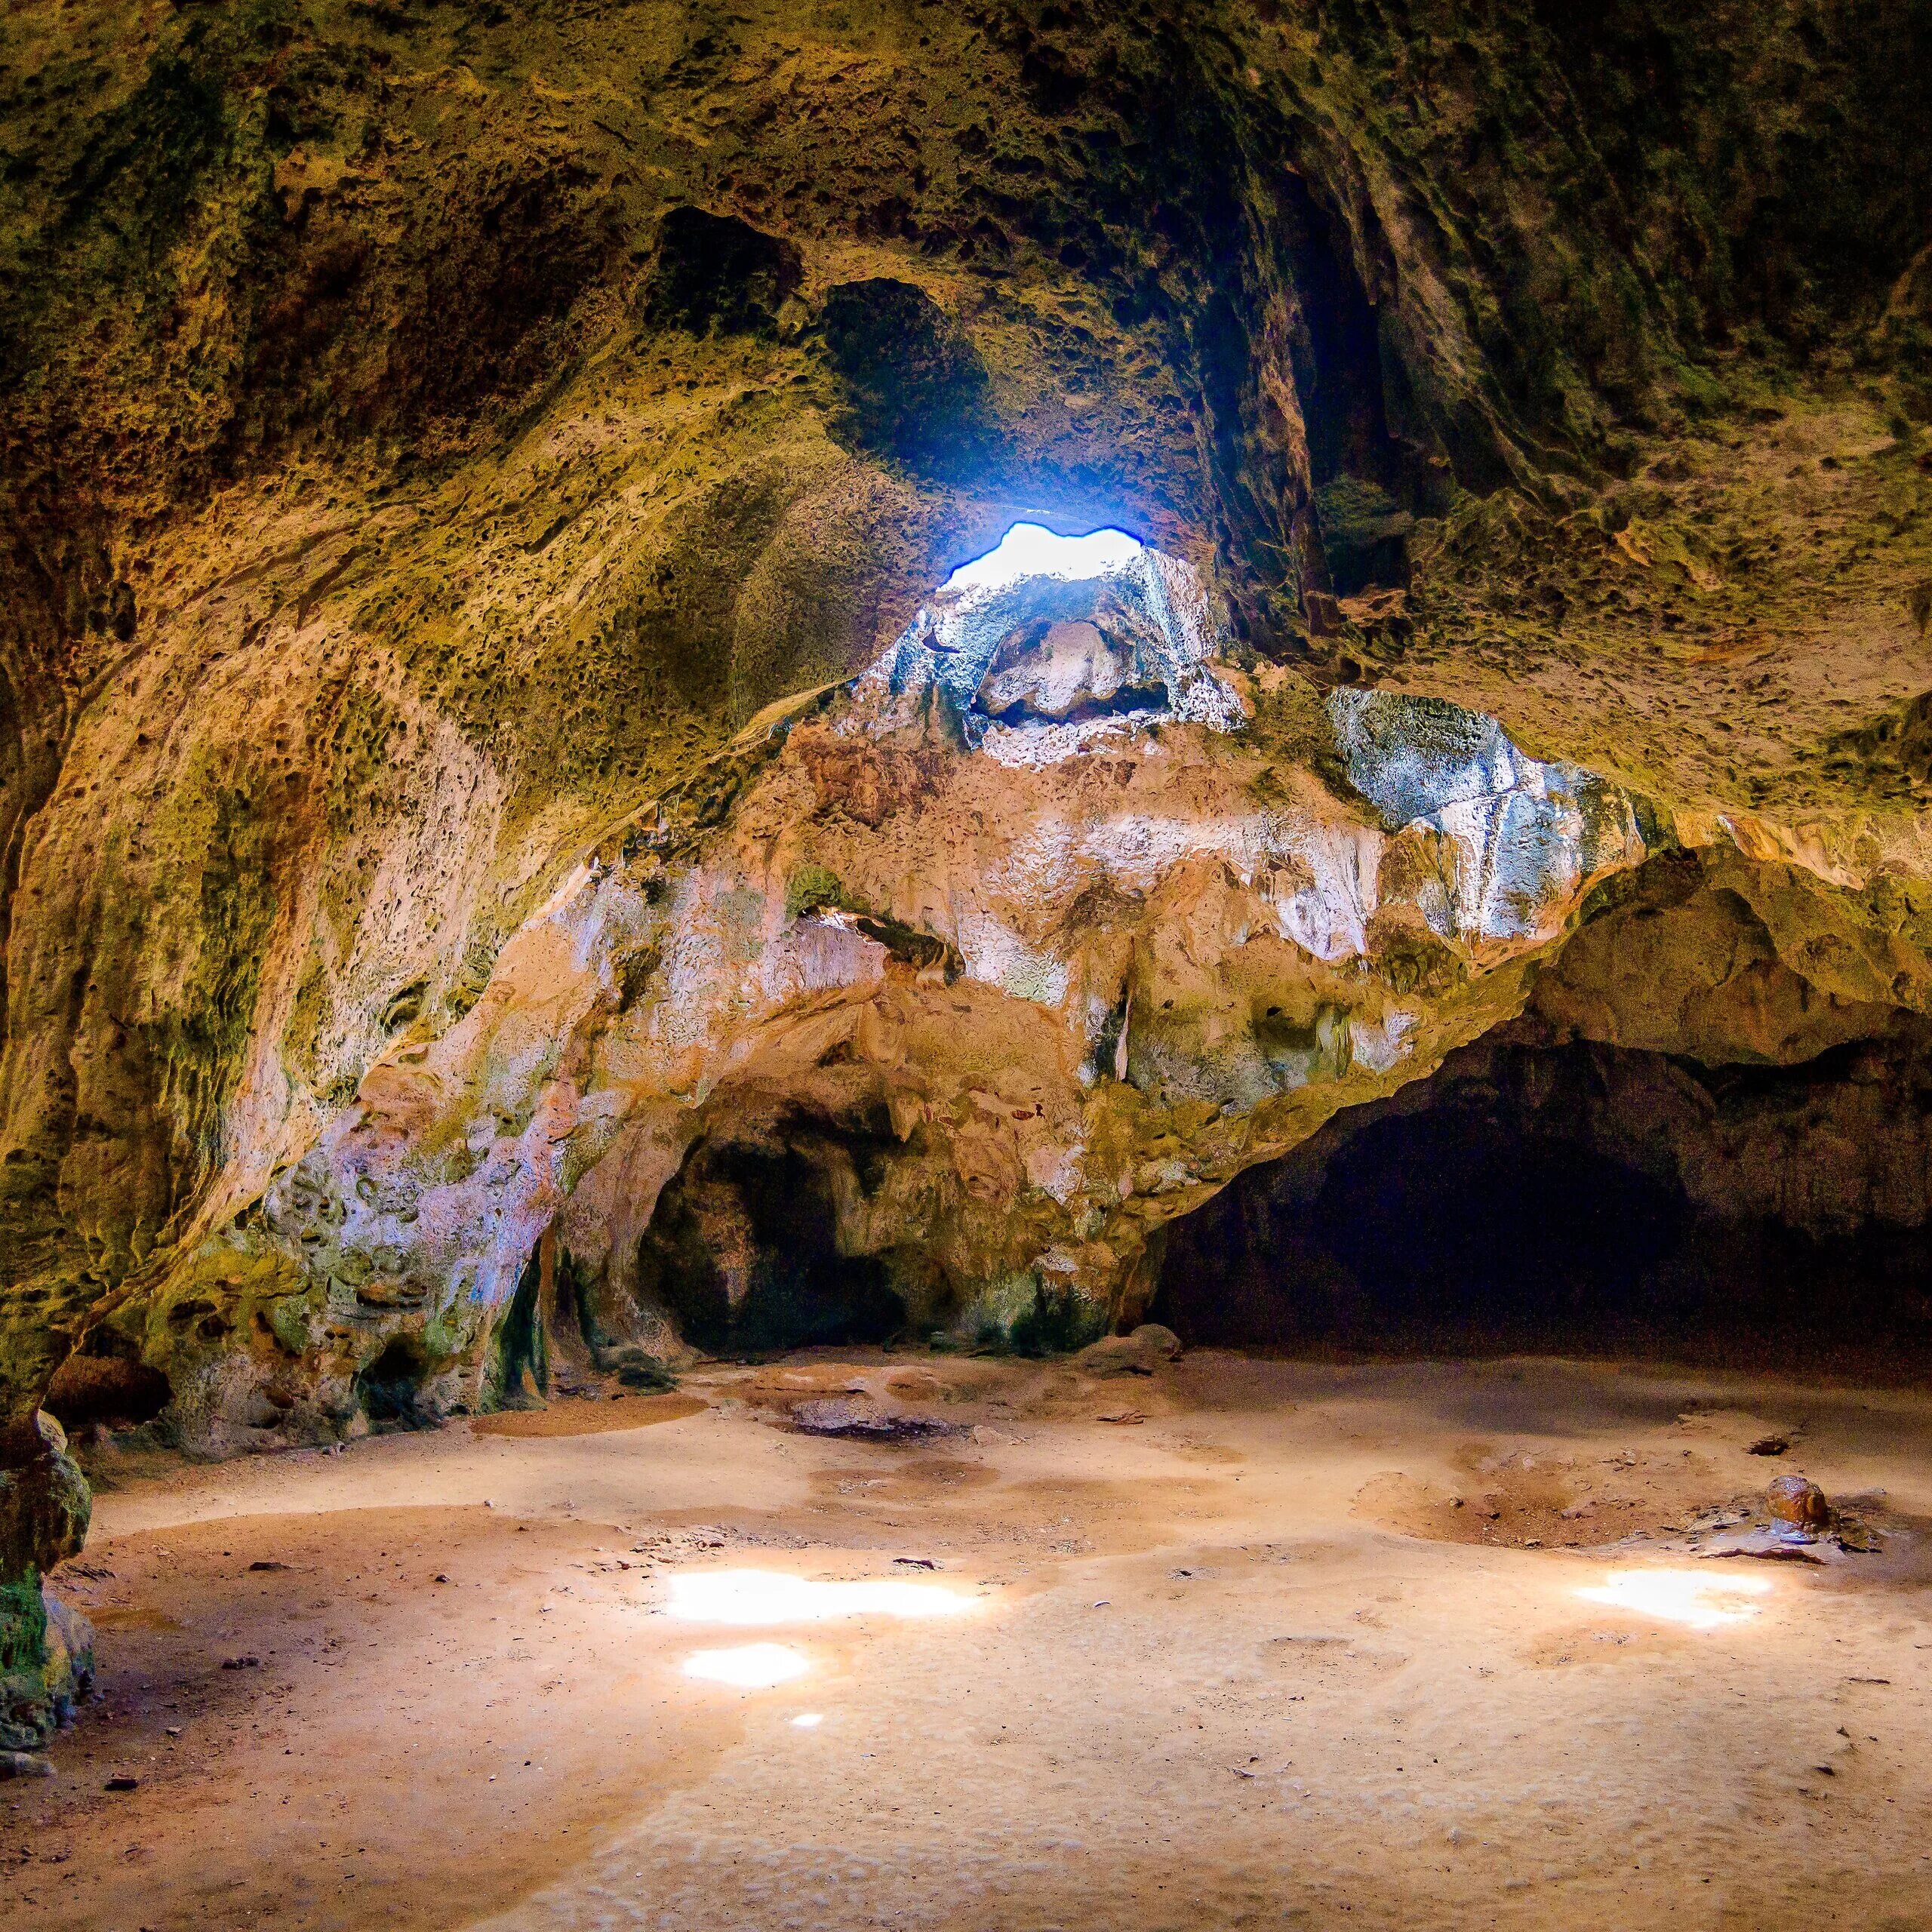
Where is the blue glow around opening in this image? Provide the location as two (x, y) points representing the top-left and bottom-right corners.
(942, 522), (1145, 596)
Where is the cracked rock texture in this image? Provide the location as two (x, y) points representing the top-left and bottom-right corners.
(0, 0), (1929, 1739)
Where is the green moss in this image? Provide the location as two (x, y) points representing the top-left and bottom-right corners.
(0, 1574), (46, 1677)
(1006, 1284), (1106, 1358)
(967, 1270), (1107, 1358)
(266, 1292), (317, 1357)
(127, 1232), (314, 1387)
(784, 864), (850, 921)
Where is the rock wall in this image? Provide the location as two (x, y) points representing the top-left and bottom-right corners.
(1, 0), (1928, 1741)
(71, 546), (1648, 1445)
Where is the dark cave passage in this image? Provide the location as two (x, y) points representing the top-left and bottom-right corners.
(490, 1240), (550, 1401)
(1152, 1029), (1932, 1368)
(354, 1334), (438, 1429)
(42, 1340), (171, 1433)
(638, 1131), (906, 1359)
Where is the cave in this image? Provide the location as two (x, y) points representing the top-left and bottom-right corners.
(1154, 1030), (1932, 1373)
(40, 1344), (171, 1435)
(352, 1335), (440, 1430)
(636, 1134), (906, 1359)
(1276, 172), (1420, 599)
(3, 5), (1931, 1927)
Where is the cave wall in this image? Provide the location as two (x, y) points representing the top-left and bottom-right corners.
(106, 564), (1647, 1456)
(0, 0), (1928, 1742)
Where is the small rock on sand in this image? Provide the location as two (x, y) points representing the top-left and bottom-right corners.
(1075, 1324), (1183, 1378)
(1767, 1475), (1830, 1530)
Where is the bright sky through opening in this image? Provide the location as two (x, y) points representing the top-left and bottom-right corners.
(943, 521), (1144, 595)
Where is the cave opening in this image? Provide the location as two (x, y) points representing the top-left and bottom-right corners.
(940, 521), (1145, 594)
(491, 1239), (549, 1401)
(354, 1334), (438, 1429)
(638, 1131), (906, 1359)
(42, 1340), (172, 1434)
(1272, 172), (1420, 599)
(1279, 174), (1401, 499)
(1151, 1030), (1932, 1373)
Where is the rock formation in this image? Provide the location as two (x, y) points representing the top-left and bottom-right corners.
(1, 0), (1927, 1743)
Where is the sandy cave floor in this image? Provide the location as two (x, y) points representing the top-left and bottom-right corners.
(13, 1352), (1932, 1932)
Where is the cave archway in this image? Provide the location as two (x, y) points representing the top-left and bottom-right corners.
(637, 1131), (906, 1359)
(42, 1340), (172, 1433)
(355, 1335), (438, 1429)
(1152, 1028), (1932, 1371)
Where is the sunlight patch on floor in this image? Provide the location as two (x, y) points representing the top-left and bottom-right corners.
(1576, 1567), (1774, 1630)
(666, 1568), (978, 1626)
(681, 1644), (811, 1688)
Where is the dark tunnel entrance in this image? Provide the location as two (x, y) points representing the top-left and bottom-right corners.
(42, 1340), (172, 1434)
(638, 1130), (906, 1359)
(355, 1335), (439, 1429)
(1150, 1029), (1932, 1373)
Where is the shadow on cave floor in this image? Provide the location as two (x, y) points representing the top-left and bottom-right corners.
(1150, 1034), (1932, 1386)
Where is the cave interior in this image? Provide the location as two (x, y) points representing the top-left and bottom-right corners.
(3, 2), (1931, 1922)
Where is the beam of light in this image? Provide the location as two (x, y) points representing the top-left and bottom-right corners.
(791, 1712), (824, 1728)
(1575, 1568), (1774, 1631)
(943, 522), (1144, 595)
(681, 1644), (810, 1687)
(665, 1568), (977, 1626)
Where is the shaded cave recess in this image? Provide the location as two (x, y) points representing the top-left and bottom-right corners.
(1151, 1021), (1932, 1375)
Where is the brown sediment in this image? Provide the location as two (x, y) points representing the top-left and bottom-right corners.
(469, 1395), (710, 1438)
(14, 1351), (1932, 1932)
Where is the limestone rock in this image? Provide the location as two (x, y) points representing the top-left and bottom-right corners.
(0, 1414), (94, 1750)
(1767, 1477), (1832, 1534)
(0, 1414), (89, 1577)
(789, 1398), (964, 1443)
(1075, 1325), (1183, 1377)
(1, 1583), (94, 1755)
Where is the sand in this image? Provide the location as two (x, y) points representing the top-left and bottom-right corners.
(13, 1350), (1932, 1931)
